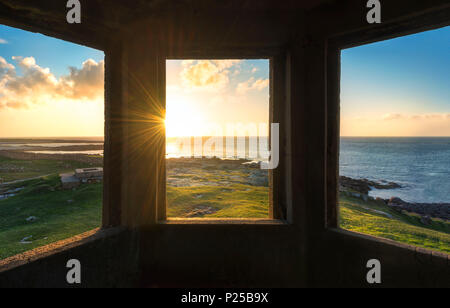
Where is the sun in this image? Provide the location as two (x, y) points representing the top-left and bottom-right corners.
(165, 97), (207, 137)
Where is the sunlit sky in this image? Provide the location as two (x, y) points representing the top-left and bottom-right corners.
(166, 59), (270, 137)
(0, 24), (448, 138)
(341, 26), (450, 137)
(0, 25), (104, 138)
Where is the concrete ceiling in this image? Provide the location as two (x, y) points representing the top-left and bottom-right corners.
(0, 0), (334, 49)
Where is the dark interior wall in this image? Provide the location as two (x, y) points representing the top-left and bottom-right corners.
(0, 229), (140, 288)
(304, 0), (450, 287)
(0, 0), (448, 288)
(124, 0), (450, 288)
(122, 14), (309, 287)
(140, 224), (304, 287)
(315, 229), (450, 288)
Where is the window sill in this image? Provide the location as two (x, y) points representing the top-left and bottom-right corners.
(0, 227), (125, 273)
(325, 227), (449, 260)
(160, 218), (288, 225)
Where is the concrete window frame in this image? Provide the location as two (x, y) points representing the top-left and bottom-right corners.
(161, 53), (290, 223)
(325, 10), (450, 249)
(0, 22), (116, 268)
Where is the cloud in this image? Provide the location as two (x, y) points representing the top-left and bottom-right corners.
(236, 77), (269, 95)
(423, 113), (446, 120)
(382, 113), (450, 121)
(382, 113), (404, 121)
(181, 60), (194, 67)
(408, 113), (448, 120)
(0, 56), (15, 76)
(0, 38), (7, 44)
(410, 115), (422, 120)
(180, 60), (240, 91)
(0, 56), (104, 110)
(212, 60), (241, 71)
(251, 67), (258, 73)
(61, 59), (105, 100)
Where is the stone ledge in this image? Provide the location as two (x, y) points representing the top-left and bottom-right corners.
(160, 218), (288, 225)
(325, 228), (449, 263)
(0, 227), (125, 273)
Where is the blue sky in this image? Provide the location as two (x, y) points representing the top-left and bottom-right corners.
(0, 24), (105, 137)
(341, 26), (450, 136)
(0, 23), (448, 137)
(0, 25), (103, 77)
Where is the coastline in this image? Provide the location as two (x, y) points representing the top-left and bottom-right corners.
(339, 176), (450, 221)
(0, 146), (448, 255)
(0, 145), (449, 222)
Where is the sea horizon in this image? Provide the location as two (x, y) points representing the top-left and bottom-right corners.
(2, 135), (450, 139)
(2, 136), (450, 203)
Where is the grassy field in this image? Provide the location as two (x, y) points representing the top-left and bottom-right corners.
(167, 184), (269, 218)
(0, 155), (95, 183)
(0, 175), (102, 259)
(340, 194), (450, 253)
(1, 154), (449, 260)
(166, 158), (269, 218)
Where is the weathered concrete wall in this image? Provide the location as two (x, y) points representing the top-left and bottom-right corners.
(312, 229), (450, 288)
(0, 229), (139, 288)
(304, 0), (450, 288)
(0, 0), (448, 288)
(140, 223), (303, 287)
(121, 9), (309, 287)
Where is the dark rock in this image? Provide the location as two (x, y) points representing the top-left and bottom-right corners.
(375, 197), (386, 204)
(388, 197), (406, 206)
(420, 215), (432, 226)
(339, 176), (401, 195)
(388, 204), (403, 213)
(386, 199), (450, 221)
(339, 176), (370, 194)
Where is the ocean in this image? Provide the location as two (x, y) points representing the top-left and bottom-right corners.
(340, 137), (450, 203)
(1, 137), (448, 203)
(166, 136), (270, 160)
(0, 138), (104, 155)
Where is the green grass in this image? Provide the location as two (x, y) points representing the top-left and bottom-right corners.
(0, 175), (102, 259)
(0, 155), (96, 182)
(167, 184), (269, 218)
(340, 194), (450, 253)
(1, 154), (448, 259)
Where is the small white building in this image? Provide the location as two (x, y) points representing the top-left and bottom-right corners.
(61, 167), (103, 189)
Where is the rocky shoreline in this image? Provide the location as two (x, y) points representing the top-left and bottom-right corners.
(386, 197), (450, 222)
(340, 176), (450, 222)
(340, 176), (401, 195)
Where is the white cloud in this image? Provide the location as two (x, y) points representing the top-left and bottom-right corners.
(61, 59), (105, 100)
(251, 67), (258, 73)
(0, 38), (8, 44)
(422, 113), (446, 120)
(212, 60), (241, 71)
(382, 113), (404, 120)
(0, 56), (104, 110)
(382, 113), (450, 121)
(236, 77), (269, 95)
(180, 60), (240, 91)
(181, 60), (194, 67)
(0, 56), (15, 76)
